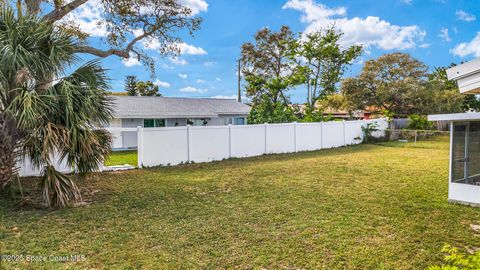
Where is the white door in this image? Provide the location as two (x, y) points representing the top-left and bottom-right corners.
(110, 118), (123, 148)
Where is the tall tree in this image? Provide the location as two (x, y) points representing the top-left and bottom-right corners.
(124, 76), (162, 96)
(135, 81), (161, 96)
(429, 65), (480, 112)
(241, 26), (305, 123)
(300, 27), (362, 109)
(341, 52), (429, 117)
(11, 0), (203, 73)
(0, 9), (112, 207)
(125, 75), (138, 96)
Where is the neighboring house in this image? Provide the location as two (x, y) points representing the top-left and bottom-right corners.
(108, 96), (250, 148)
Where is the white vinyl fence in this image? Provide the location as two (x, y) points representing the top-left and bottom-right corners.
(138, 119), (388, 168)
(17, 119), (387, 176)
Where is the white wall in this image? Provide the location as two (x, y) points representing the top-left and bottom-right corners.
(449, 182), (480, 206)
(140, 127), (189, 167)
(18, 154), (73, 177)
(139, 119), (387, 167)
(115, 116), (247, 148)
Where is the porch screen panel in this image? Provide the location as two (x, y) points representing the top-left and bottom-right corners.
(468, 122), (480, 184)
(452, 123), (466, 183)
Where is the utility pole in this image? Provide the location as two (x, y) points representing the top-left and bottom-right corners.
(237, 59), (241, 102)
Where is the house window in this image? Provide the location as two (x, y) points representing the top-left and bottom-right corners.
(187, 119), (209, 126)
(234, 117), (245, 125)
(144, 119), (165, 128)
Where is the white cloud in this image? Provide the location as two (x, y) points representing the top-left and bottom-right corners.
(215, 77), (222, 81)
(283, 0), (426, 50)
(179, 43), (208, 55)
(451, 32), (480, 57)
(122, 54), (141, 67)
(402, 0), (412, 4)
(170, 57), (188, 65)
(439, 28), (451, 42)
(419, 43), (430, 48)
(196, 79), (206, 84)
(210, 94), (249, 101)
(139, 35), (207, 55)
(456, 10), (476, 22)
(59, 0), (108, 37)
(204, 61), (217, 67)
(153, 79), (171, 88)
(178, 0), (208, 15)
(210, 95), (237, 99)
(179, 73), (188, 79)
(179, 86), (208, 93)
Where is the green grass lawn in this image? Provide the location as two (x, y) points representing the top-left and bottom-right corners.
(1, 137), (480, 269)
(104, 150), (137, 166)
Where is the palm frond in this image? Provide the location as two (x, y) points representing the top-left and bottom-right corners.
(40, 165), (81, 208)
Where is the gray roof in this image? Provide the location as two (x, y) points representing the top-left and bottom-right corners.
(111, 96), (250, 119)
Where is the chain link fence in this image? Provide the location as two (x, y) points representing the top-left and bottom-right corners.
(372, 129), (449, 146)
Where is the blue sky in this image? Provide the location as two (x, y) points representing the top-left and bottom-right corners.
(70, 0), (480, 103)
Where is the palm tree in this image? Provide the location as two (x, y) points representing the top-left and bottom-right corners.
(0, 8), (113, 207)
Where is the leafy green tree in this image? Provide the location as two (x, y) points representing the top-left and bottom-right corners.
(124, 76), (162, 96)
(12, 0), (202, 74)
(428, 65), (480, 112)
(125, 75), (138, 96)
(247, 96), (298, 124)
(424, 66), (465, 114)
(135, 81), (162, 96)
(300, 27), (362, 109)
(341, 53), (429, 117)
(241, 26), (306, 124)
(0, 9), (112, 207)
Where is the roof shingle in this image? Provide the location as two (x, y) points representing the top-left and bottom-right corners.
(111, 96), (250, 119)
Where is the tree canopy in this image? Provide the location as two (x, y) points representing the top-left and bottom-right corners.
(124, 75), (162, 96)
(241, 26), (305, 124)
(300, 27), (362, 109)
(9, 0), (203, 73)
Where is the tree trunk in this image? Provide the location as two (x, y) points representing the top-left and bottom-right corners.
(0, 114), (20, 187)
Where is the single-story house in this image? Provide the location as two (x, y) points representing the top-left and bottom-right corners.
(429, 58), (480, 206)
(108, 96), (251, 148)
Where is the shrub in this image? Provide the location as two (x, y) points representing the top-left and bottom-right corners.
(408, 114), (434, 130)
(428, 245), (480, 270)
(361, 122), (379, 143)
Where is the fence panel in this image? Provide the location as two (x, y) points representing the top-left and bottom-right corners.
(344, 121), (365, 145)
(18, 154), (72, 177)
(18, 119), (388, 173)
(141, 127), (189, 167)
(189, 126), (230, 163)
(322, 122), (345, 148)
(230, 125), (266, 158)
(296, 123), (323, 151)
(266, 123), (295, 154)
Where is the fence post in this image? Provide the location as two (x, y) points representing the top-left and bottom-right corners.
(137, 126), (143, 168)
(228, 124), (232, 158)
(293, 122), (298, 152)
(343, 120), (346, 146)
(264, 123), (268, 154)
(187, 125), (191, 163)
(320, 121), (323, 149)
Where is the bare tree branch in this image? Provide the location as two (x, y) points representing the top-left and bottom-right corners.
(74, 46), (130, 58)
(74, 29), (154, 58)
(43, 0), (89, 22)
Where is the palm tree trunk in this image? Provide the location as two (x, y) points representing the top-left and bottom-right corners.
(0, 114), (20, 187)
